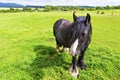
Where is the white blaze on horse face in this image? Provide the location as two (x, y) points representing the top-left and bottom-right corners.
(70, 38), (78, 56)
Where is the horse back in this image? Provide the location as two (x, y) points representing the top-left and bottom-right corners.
(53, 19), (71, 33)
(53, 19), (71, 47)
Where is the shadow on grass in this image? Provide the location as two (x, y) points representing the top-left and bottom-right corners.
(28, 45), (70, 80)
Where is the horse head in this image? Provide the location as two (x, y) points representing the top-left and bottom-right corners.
(69, 12), (91, 56)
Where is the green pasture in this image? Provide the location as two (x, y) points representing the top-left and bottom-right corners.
(0, 11), (120, 80)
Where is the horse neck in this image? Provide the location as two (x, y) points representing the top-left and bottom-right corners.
(67, 23), (76, 47)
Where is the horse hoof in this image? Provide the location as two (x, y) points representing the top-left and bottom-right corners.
(78, 62), (87, 70)
(80, 65), (87, 70)
(69, 65), (79, 78)
(56, 47), (61, 52)
(56, 49), (60, 52)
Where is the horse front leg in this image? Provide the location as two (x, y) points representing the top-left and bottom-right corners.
(69, 56), (79, 78)
(77, 50), (87, 70)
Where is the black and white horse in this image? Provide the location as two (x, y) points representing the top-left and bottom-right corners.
(53, 12), (92, 78)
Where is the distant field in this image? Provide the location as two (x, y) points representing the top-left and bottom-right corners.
(0, 7), (10, 10)
(0, 7), (44, 11)
(0, 11), (120, 80)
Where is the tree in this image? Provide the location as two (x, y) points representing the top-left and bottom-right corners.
(72, 6), (80, 11)
(23, 7), (32, 12)
(80, 8), (86, 11)
(96, 6), (103, 10)
(44, 5), (52, 12)
(10, 8), (14, 11)
(51, 6), (60, 11)
(104, 5), (112, 10)
(61, 6), (69, 11)
(114, 6), (120, 9)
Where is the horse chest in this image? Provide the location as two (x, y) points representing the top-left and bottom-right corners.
(70, 38), (79, 56)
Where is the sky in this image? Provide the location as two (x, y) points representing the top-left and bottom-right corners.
(0, 0), (120, 6)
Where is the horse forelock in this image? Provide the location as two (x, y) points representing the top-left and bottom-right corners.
(69, 17), (88, 46)
(69, 22), (80, 46)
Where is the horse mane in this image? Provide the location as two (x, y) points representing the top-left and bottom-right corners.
(68, 17), (86, 46)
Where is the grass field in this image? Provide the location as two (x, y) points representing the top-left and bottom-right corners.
(0, 11), (120, 80)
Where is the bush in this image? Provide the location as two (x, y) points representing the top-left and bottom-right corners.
(97, 11), (100, 14)
(10, 8), (14, 11)
(61, 7), (69, 11)
(43, 5), (52, 12)
(101, 11), (105, 14)
(23, 7), (32, 12)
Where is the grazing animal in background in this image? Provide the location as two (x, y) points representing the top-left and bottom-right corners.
(53, 12), (92, 78)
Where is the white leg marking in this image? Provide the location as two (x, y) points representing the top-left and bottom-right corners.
(64, 47), (69, 52)
(69, 65), (79, 78)
(70, 38), (78, 56)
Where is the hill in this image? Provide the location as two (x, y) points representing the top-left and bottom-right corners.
(0, 2), (24, 8)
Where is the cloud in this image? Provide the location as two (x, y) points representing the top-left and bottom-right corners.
(0, 0), (120, 6)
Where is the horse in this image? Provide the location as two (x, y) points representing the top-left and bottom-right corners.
(53, 12), (92, 78)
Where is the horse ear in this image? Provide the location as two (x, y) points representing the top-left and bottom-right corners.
(73, 12), (77, 22)
(85, 13), (91, 24)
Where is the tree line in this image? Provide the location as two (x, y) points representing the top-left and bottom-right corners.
(44, 5), (120, 12)
(0, 5), (120, 13)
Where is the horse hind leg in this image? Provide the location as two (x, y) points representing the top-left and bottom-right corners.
(55, 39), (62, 52)
(63, 47), (69, 53)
